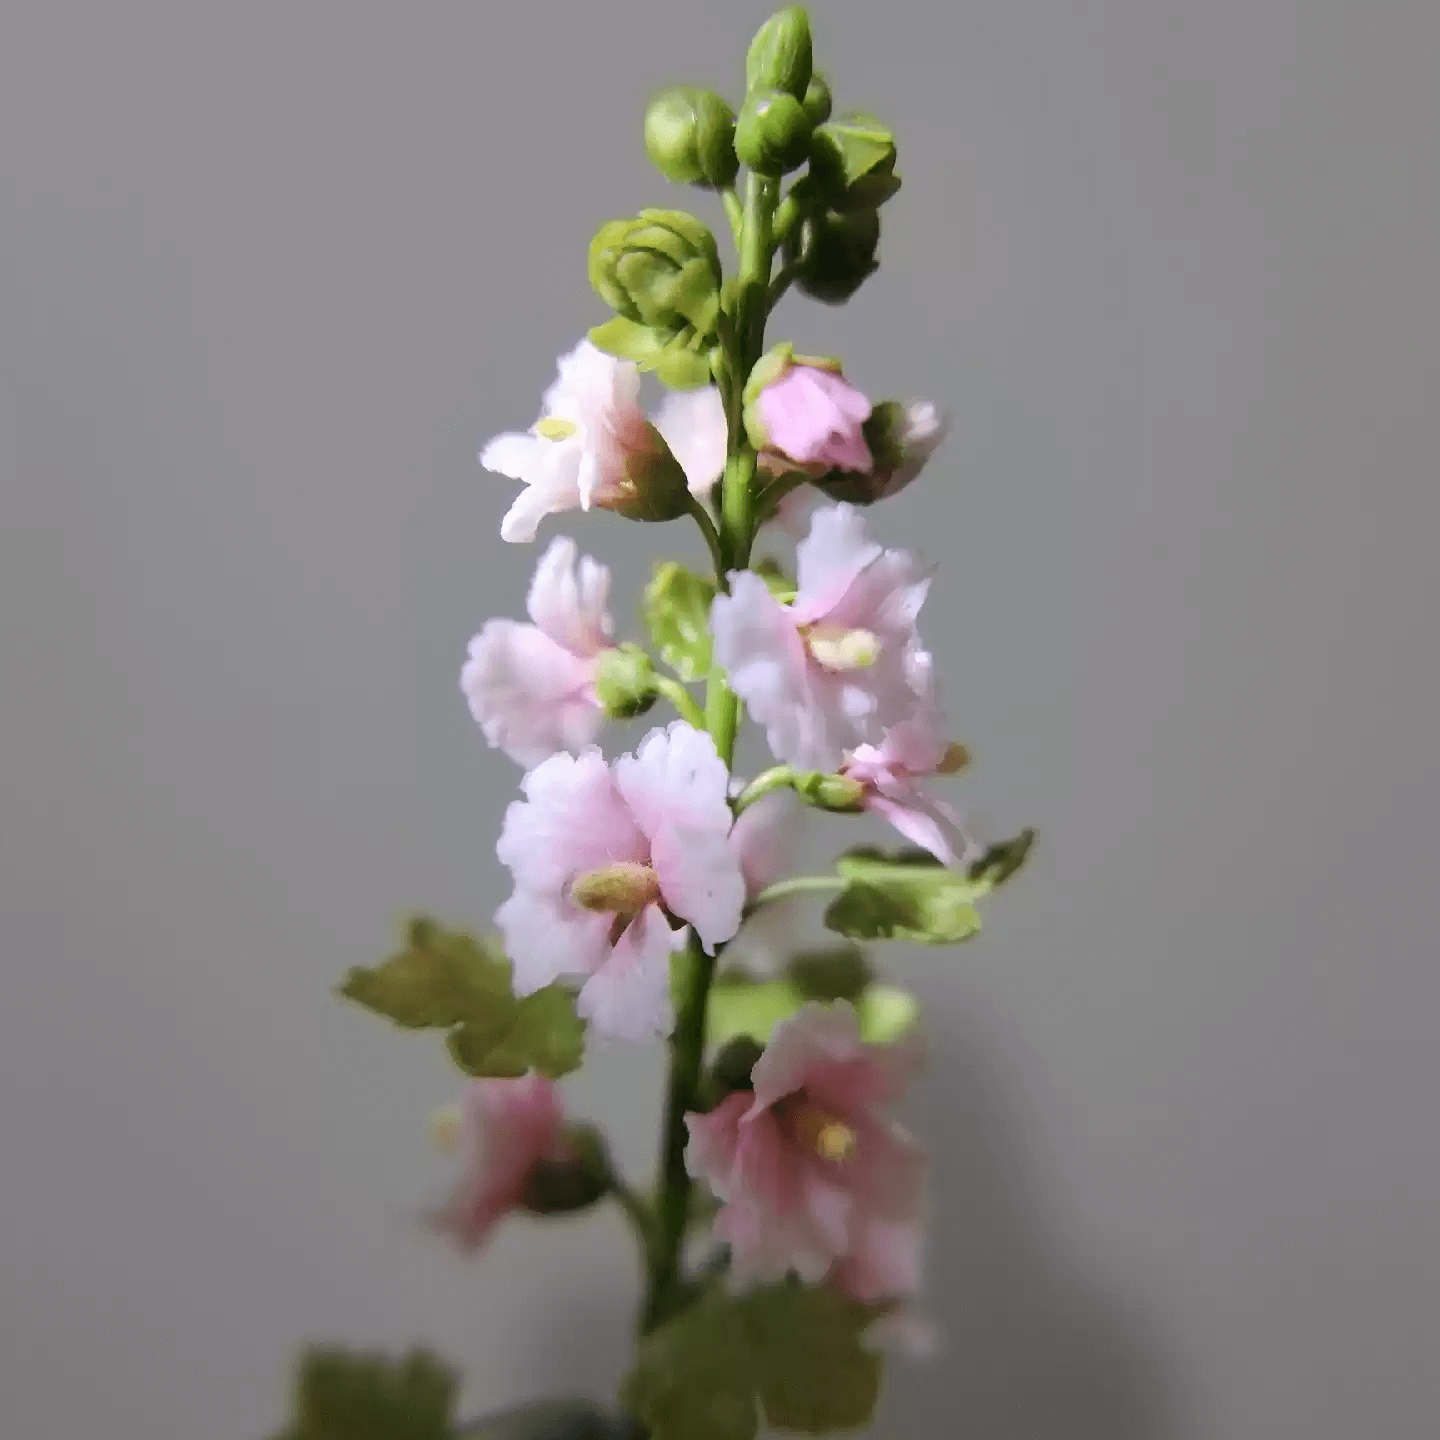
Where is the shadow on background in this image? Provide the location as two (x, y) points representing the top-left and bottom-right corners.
(881, 1012), (1187, 1440)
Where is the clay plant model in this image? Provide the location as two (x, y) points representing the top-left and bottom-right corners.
(271, 9), (1032, 1438)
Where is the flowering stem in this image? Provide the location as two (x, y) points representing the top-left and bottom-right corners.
(653, 676), (706, 730)
(721, 187), (744, 250)
(641, 166), (779, 1340)
(733, 764), (797, 813)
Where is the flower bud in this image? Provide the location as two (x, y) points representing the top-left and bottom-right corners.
(698, 1036), (765, 1111)
(790, 208), (881, 304)
(521, 1124), (610, 1216)
(742, 344), (873, 473)
(795, 769), (867, 812)
(746, 5), (813, 100)
(592, 644), (660, 718)
(734, 89), (814, 176)
(644, 86), (739, 189)
(808, 114), (901, 213)
(814, 399), (947, 504)
(802, 72), (832, 126)
(589, 209), (722, 338)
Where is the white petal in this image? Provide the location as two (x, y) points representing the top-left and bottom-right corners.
(525, 536), (613, 655)
(576, 905), (680, 1041)
(653, 387), (728, 497)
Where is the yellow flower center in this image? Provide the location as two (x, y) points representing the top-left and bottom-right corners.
(803, 624), (881, 673)
(571, 861), (662, 918)
(789, 1098), (857, 1163)
(536, 416), (579, 442)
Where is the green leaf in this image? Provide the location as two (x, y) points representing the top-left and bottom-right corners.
(643, 562), (716, 682)
(272, 1345), (459, 1440)
(588, 315), (668, 367)
(648, 331), (715, 389)
(340, 917), (585, 1080)
(823, 831), (1035, 945)
(621, 1285), (882, 1440)
(705, 966), (917, 1050)
(786, 945), (873, 1002)
(458, 1398), (622, 1440)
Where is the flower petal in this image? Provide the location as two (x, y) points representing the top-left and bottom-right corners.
(525, 535), (613, 656)
(576, 903), (680, 1041)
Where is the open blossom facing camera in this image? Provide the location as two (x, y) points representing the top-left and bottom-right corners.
(430, 1074), (567, 1253)
(686, 1002), (927, 1302)
(461, 537), (614, 767)
(711, 503), (932, 770)
(495, 723), (746, 1041)
(480, 340), (689, 542)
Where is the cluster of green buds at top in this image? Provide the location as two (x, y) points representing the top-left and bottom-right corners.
(589, 5), (904, 394)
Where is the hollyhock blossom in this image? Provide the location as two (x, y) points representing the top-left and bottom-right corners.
(480, 340), (687, 542)
(495, 722), (745, 1042)
(461, 537), (613, 767)
(755, 362), (873, 474)
(842, 651), (974, 866)
(819, 400), (947, 505)
(685, 1001), (926, 1302)
(653, 386), (728, 498)
(724, 789), (805, 972)
(430, 1073), (567, 1252)
(711, 503), (932, 770)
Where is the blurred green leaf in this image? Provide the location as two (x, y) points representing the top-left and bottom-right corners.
(271, 1345), (459, 1440)
(643, 562), (716, 682)
(622, 1284), (882, 1440)
(340, 918), (585, 1080)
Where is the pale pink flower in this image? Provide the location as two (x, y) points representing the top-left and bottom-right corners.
(431, 1074), (567, 1252)
(495, 722), (745, 1042)
(480, 340), (680, 542)
(711, 504), (932, 771)
(842, 652), (974, 865)
(725, 789), (805, 972)
(653, 386), (728, 499)
(685, 1002), (926, 1302)
(758, 365), (874, 473)
(820, 399), (948, 505)
(461, 537), (613, 767)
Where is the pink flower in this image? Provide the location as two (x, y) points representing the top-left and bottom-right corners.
(818, 399), (947, 505)
(653, 386), (728, 499)
(431, 1074), (567, 1252)
(495, 722), (746, 1042)
(461, 537), (613, 767)
(685, 1002), (926, 1302)
(725, 789), (805, 972)
(757, 364), (873, 473)
(711, 504), (932, 771)
(480, 340), (684, 542)
(842, 652), (974, 865)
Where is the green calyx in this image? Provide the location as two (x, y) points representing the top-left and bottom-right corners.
(789, 208), (881, 305)
(735, 89), (814, 176)
(644, 86), (739, 189)
(593, 644), (661, 718)
(807, 113), (901, 213)
(522, 1124), (612, 1216)
(794, 769), (867, 812)
(588, 210), (723, 390)
(746, 6), (814, 100)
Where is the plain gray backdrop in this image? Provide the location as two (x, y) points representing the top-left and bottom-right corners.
(2, 2), (1437, 1437)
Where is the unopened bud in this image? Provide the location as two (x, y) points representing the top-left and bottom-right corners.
(792, 208), (881, 305)
(795, 769), (867, 812)
(700, 1036), (765, 1110)
(593, 645), (660, 719)
(522, 1124), (610, 1216)
(816, 399), (947, 504)
(746, 6), (814, 101)
(644, 86), (739, 189)
(735, 89), (814, 176)
(802, 72), (833, 126)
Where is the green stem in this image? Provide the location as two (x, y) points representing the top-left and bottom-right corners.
(733, 764), (797, 813)
(754, 470), (808, 525)
(748, 873), (845, 912)
(640, 166), (778, 1341)
(721, 187), (744, 250)
(684, 492), (725, 577)
(767, 260), (799, 309)
(653, 675), (705, 730)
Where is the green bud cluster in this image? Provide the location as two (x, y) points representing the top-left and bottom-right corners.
(588, 209), (723, 390)
(644, 86), (739, 188)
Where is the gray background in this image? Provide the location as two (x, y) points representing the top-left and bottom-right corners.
(2, 2), (1437, 1437)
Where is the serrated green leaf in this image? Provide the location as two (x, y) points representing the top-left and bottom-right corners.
(644, 562), (716, 681)
(340, 918), (585, 1080)
(621, 1285), (882, 1440)
(823, 831), (1035, 945)
(272, 1345), (459, 1440)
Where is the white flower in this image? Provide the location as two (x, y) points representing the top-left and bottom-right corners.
(653, 386), (729, 498)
